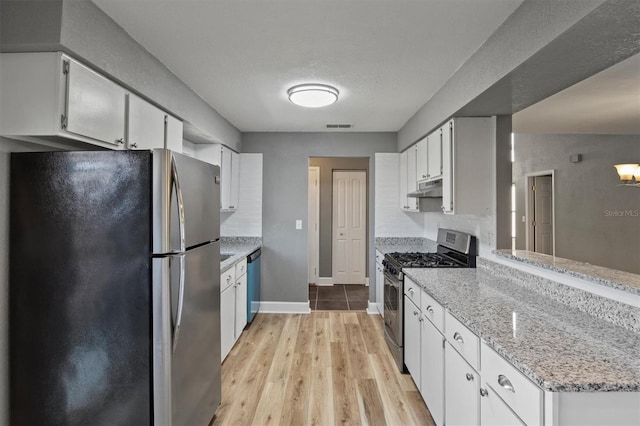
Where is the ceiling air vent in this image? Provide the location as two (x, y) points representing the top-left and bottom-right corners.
(326, 123), (352, 129)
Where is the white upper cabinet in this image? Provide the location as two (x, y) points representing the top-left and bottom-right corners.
(441, 117), (494, 215)
(126, 94), (165, 150)
(165, 114), (184, 152)
(427, 128), (443, 180)
(0, 52), (183, 152)
(197, 144), (240, 211)
(399, 147), (418, 212)
(416, 135), (429, 183)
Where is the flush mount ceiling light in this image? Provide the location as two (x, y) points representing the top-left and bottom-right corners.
(614, 164), (640, 187)
(287, 84), (339, 108)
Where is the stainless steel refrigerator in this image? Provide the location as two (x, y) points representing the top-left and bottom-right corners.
(10, 149), (221, 425)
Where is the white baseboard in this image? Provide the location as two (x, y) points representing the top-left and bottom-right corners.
(365, 277), (370, 286)
(317, 277), (333, 286)
(259, 301), (311, 314)
(366, 302), (381, 315)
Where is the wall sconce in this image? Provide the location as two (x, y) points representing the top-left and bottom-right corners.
(614, 164), (640, 187)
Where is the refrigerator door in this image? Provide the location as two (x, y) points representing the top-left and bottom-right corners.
(10, 151), (152, 425)
(153, 149), (220, 254)
(153, 241), (221, 426)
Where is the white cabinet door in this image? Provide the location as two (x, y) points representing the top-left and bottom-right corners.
(427, 128), (442, 181)
(399, 150), (409, 210)
(234, 272), (247, 339)
(406, 145), (419, 211)
(127, 94), (165, 150)
(416, 135), (429, 182)
(375, 260), (384, 316)
(441, 120), (453, 214)
(403, 295), (421, 386)
(230, 151), (240, 210)
(220, 146), (233, 210)
(165, 114), (183, 152)
(65, 58), (126, 147)
(220, 284), (235, 361)
(480, 386), (526, 426)
(445, 343), (479, 426)
(421, 316), (445, 426)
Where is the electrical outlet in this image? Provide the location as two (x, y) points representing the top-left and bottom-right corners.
(295, 220), (302, 230)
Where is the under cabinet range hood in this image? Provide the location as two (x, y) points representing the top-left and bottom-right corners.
(408, 180), (443, 198)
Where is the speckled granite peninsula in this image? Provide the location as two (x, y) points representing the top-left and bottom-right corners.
(495, 249), (640, 296)
(403, 262), (640, 392)
(220, 237), (262, 273)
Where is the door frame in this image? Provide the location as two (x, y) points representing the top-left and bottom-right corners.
(332, 170), (367, 285)
(525, 170), (555, 256)
(308, 166), (320, 284)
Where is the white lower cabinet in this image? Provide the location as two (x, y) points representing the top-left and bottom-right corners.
(420, 316), (445, 426)
(403, 295), (421, 380)
(445, 343), (480, 426)
(375, 250), (384, 316)
(480, 385), (525, 426)
(220, 283), (235, 361)
(234, 269), (247, 338)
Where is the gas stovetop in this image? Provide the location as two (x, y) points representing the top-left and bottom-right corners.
(384, 251), (466, 268)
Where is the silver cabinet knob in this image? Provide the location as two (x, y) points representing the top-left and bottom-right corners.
(116, 138), (124, 144)
(466, 373), (474, 381)
(480, 388), (489, 397)
(413, 311), (419, 316)
(453, 332), (464, 344)
(408, 287), (414, 294)
(426, 305), (434, 314)
(130, 142), (138, 148)
(498, 375), (515, 393)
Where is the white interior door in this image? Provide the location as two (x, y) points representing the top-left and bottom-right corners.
(308, 167), (320, 284)
(332, 171), (366, 285)
(532, 175), (554, 255)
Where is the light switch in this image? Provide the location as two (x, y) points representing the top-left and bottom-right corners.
(296, 220), (302, 230)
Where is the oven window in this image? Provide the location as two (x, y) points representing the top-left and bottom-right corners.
(384, 275), (399, 312)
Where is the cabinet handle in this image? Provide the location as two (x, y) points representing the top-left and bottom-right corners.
(498, 375), (515, 393)
(413, 310), (419, 316)
(130, 143), (138, 148)
(408, 287), (414, 295)
(116, 138), (124, 145)
(422, 174), (427, 178)
(480, 388), (489, 397)
(229, 205), (235, 209)
(426, 305), (434, 314)
(465, 373), (474, 381)
(453, 332), (464, 344)
(419, 317), (424, 322)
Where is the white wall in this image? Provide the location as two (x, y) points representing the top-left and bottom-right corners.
(374, 153), (424, 237)
(221, 153), (263, 237)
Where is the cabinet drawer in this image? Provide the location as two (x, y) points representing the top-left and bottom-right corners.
(221, 267), (236, 292)
(445, 311), (479, 370)
(481, 342), (542, 426)
(420, 290), (444, 333)
(404, 277), (421, 309)
(235, 258), (247, 278)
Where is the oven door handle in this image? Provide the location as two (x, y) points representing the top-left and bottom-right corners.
(383, 271), (400, 288)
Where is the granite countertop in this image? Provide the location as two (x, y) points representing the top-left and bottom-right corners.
(495, 249), (640, 296)
(220, 237), (262, 273)
(375, 237), (438, 255)
(403, 267), (640, 392)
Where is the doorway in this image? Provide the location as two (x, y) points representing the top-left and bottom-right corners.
(308, 157), (369, 311)
(526, 172), (555, 255)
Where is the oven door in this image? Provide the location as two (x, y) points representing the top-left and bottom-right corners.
(383, 270), (402, 347)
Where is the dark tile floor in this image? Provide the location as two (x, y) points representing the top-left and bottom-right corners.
(309, 284), (369, 311)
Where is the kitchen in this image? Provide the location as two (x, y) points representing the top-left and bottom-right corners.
(1, 0), (639, 425)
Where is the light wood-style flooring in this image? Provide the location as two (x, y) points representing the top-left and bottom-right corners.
(213, 312), (435, 426)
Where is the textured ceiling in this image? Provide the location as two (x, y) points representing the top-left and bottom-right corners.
(513, 53), (640, 135)
(92, 0), (523, 132)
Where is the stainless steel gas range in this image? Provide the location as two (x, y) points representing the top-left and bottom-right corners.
(382, 229), (477, 372)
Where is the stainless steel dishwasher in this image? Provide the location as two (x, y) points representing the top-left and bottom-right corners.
(247, 248), (261, 323)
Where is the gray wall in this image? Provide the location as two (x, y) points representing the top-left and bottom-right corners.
(309, 157), (370, 278)
(1, 0), (241, 150)
(242, 133), (397, 304)
(514, 133), (640, 274)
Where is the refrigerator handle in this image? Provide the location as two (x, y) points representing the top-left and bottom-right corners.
(173, 254), (186, 352)
(171, 153), (186, 252)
